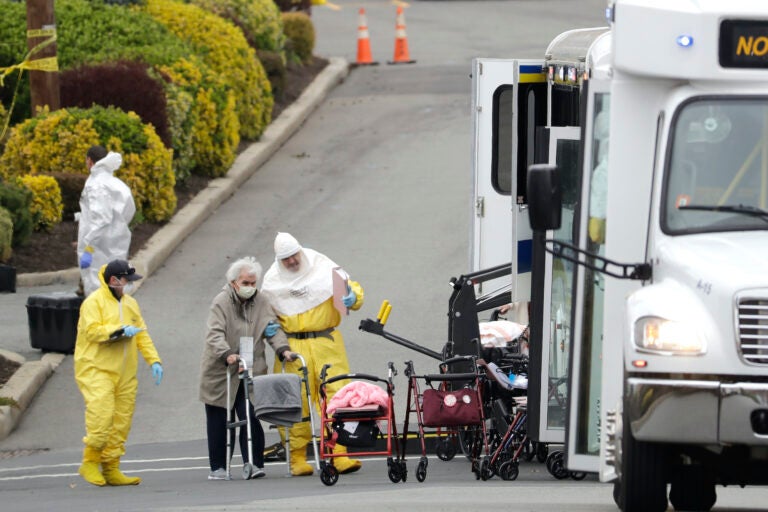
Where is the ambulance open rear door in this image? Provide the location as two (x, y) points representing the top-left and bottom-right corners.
(470, 58), (546, 302)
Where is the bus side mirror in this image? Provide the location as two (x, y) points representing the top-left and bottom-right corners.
(527, 164), (562, 231)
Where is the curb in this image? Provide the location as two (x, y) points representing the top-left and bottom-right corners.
(0, 353), (65, 440)
(0, 57), (350, 442)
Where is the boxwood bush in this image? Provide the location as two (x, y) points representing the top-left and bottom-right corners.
(0, 106), (176, 223)
(191, 0), (286, 56)
(0, 206), (12, 262)
(282, 12), (315, 64)
(18, 175), (63, 232)
(159, 57), (240, 178)
(145, 0), (273, 140)
(0, 181), (32, 247)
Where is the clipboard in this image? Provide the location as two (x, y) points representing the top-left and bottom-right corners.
(332, 267), (350, 316)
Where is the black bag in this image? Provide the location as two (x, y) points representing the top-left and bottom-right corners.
(333, 420), (380, 447)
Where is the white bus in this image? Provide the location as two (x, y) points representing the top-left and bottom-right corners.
(472, 1), (768, 510)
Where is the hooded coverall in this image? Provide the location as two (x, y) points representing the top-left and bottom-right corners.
(74, 265), (161, 463)
(77, 152), (136, 296)
(271, 282), (364, 473)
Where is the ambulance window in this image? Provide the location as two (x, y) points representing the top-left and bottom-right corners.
(663, 98), (768, 234)
(492, 86), (514, 195)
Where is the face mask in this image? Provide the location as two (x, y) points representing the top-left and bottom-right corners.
(236, 285), (256, 300)
(109, 280), (134, 295)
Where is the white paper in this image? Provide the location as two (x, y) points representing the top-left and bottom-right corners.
(239, 336), (254, 371)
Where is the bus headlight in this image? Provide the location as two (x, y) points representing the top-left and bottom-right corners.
(634, 316), (706, 355)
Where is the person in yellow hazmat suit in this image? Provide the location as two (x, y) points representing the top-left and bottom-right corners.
(262, 232), (363, 476)
(74, 259), (163, 486)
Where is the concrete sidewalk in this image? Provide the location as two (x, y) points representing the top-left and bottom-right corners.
(0, 57), (349, 442)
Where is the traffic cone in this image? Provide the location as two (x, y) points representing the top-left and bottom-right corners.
(388, 6), (416, 65)
(355, 8), (379, 66)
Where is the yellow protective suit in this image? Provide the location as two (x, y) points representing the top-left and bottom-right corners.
(74, 265), (161, 462)
(273, 280), (363, 473)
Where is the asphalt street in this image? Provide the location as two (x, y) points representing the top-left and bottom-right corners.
(3, 0), (766, 510)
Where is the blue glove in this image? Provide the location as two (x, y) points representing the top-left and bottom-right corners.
(342, 289), (357, 308)
(264, 321), (279, 338)
(79, 251), (92, 269)
(151, 363), (163, 386)
(123, 325), (142, 337)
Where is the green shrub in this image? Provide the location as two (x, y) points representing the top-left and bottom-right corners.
(0, 206), (12, 262)
(257, 50), (287, 103)
(0, 181), (32, 247)
(281, 12), (314, 64)
(50, 172), (88, 221)
(191, 0), (286, 55)
(146, 0), (273, 140)
(159, 57), (240, 178)
(0, 0), (192, 124)
(18, 175), (63, 231)
(0, 106), (176, 223)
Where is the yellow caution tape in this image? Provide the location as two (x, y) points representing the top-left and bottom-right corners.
(0, 29), (59, 140)
(26, 27), (56, 39)
(18, 57), (59, 72)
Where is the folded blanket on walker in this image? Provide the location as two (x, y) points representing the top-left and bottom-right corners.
(327, 381), (389, 416)
(250, 373), (303, 426)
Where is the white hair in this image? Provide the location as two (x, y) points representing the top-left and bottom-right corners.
(226, 257), (262, 283)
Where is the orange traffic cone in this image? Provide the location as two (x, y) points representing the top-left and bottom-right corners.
(388, 6), (416, 65)
(355, 8), (379, 66)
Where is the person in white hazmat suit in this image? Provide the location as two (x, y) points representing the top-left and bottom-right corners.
(77, 146), (136, 296)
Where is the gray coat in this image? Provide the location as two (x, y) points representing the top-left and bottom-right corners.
(199, 285), (289, 409)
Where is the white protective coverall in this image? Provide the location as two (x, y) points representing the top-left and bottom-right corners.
(77, 152), (136, 296)
(262, 233), (364, 476)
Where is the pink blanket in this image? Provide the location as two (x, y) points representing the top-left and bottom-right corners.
(327, 381), (389, 415)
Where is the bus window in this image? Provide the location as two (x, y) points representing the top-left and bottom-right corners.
(664, 98), (768, 234)
(492, 86), (514, 195)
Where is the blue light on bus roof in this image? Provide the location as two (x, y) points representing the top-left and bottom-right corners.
(676, 35), (694, 48)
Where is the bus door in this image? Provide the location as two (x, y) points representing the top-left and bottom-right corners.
(470, 58), (546, 302)
(564, 86), (610, 473)
(528, 124), (580, 444)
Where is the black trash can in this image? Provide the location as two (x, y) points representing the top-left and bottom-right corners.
(26, 292), (84, 353)
(0, 264), (15, 293)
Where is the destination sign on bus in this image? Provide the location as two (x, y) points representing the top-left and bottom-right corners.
(720, 20), (768, 68)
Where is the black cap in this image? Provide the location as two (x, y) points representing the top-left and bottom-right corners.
(103, 259), (142, 282)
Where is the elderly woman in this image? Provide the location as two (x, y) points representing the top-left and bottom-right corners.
(199, 257), (295, 481)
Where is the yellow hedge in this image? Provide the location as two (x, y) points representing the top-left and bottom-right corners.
(0, 206), (11, 262)
(0, 106), (176, 223)
(18, 175), (63, 231)
(145, 0), (273, 140)
(159, 57), (240, 177)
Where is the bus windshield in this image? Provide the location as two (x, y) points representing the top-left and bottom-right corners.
(663, 98), (768, 234)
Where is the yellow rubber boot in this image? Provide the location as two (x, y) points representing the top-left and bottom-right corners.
(102, 459), (141, 486)
(332, 444), (361, 474)
(78, 446), (106, 486)
(290, 447), (314, 476)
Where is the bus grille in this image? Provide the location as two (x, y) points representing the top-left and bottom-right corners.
(738, 298), (768, 365)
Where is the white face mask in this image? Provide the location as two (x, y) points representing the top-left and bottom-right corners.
(236, 285), (256, 300)
(109, 280), (135, 296)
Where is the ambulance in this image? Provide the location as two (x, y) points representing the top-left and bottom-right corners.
(470, 1), (768, 510)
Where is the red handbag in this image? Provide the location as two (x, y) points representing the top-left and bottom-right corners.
(421, 388), (482, 427)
